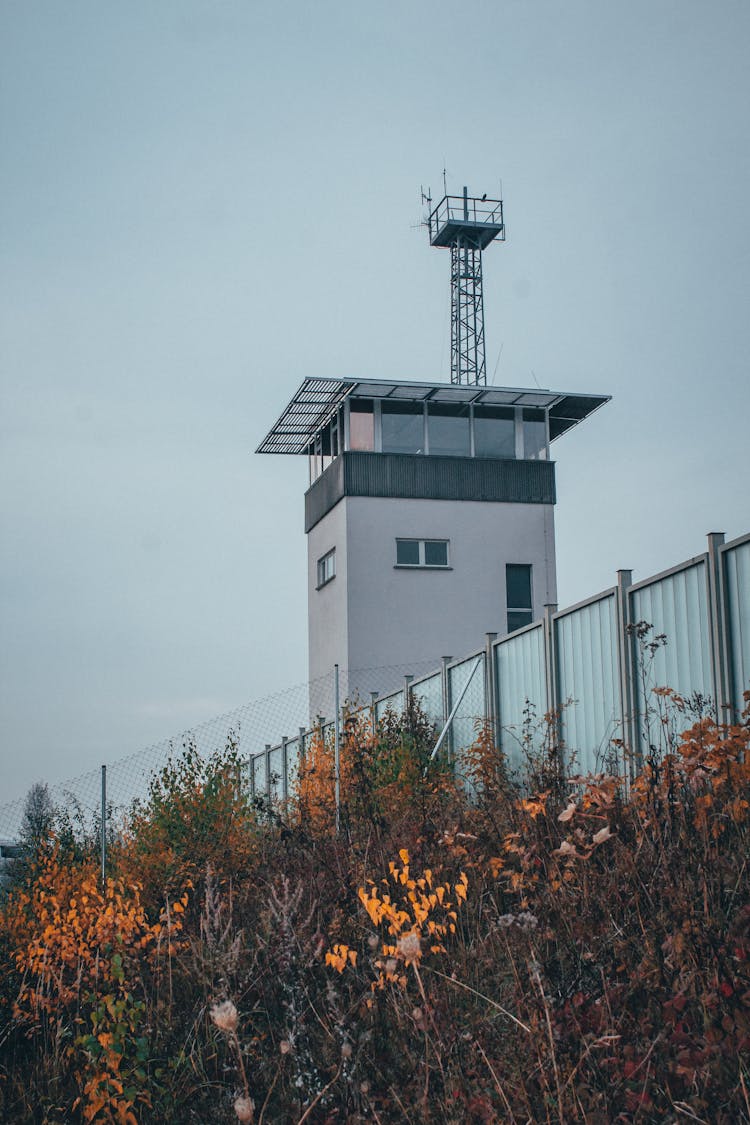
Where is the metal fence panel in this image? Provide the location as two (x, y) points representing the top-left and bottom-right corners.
(630, 560), (713, 736)
(285, 737), (301, 797)
(375, 690), (404, 724)
(268, 746), (284, 802)
(411, 672), (444, 729)
(495, 625), (546, 774)
(448, 655), (486, 751)
(556, 594), (620, 774)
(724, 537), (750, 716)
(251, 753), (268, 799)
(448, 655), (486, 788)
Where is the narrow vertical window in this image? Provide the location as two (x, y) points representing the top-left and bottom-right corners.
(349, 399), (375, 451)
(522, 408), (547, 460)
(506, 564), (533, 631)
(317, 548), (336, 588)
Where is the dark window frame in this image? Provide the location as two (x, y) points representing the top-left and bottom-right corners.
(506, 563), (533, 632)
(316, 548), (336, 589)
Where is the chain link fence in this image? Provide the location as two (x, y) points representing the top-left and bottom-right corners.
(0, 658), (441, 843)
(2, 530), (748, 844)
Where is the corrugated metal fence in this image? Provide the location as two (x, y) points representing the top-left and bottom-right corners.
(250, 531), (750, 796)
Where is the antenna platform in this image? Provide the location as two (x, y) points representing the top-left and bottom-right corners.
(428, 186), (504, 386)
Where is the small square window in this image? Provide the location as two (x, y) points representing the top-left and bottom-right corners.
(396, 539), (420, 566)
(424, 540), (448, 567)
(317, 549), (336, 588)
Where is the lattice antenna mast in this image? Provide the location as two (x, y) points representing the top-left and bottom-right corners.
(427, 185), (505, 386)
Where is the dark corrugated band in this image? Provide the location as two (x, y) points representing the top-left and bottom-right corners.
(305, 453), (556, 532)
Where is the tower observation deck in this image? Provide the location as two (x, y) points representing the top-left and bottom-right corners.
(428, 187), (505, 387)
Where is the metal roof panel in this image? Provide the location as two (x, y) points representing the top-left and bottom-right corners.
(256, 376), (610, 454)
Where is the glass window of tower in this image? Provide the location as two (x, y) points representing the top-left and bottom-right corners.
(381, 401), (425, 454)
(523, 408), (547, 460)
(427, 402), (471, 457)
(349, 399), (375, 451)
(473, 405), (516, 458)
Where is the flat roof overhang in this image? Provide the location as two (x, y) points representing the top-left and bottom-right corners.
(255, 376), (610, 455)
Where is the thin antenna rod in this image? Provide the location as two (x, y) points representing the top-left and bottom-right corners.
(491, 343), (504, 384)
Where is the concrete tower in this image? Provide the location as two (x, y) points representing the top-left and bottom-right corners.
(256, 188), (609, 701)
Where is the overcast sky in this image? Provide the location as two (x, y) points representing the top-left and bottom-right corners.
(2, 0), (749, 805)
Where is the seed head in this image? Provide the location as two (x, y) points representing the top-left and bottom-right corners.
(210, 999), (239, 1034)
(234, 1094), (255, 1122)
(397, 931), (422, 966)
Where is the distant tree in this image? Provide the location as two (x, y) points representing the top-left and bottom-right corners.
(19, 781), (56, 856)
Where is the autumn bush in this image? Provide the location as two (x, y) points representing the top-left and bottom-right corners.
(1, 691), (749, 1123)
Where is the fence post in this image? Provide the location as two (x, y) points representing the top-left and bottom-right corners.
(264, 745), (271, 800)
(334, 664), (341, 835)
(484, 632), (498, 744)
(281, 737), (289, 802)
(100, 765), (107, 889)
(543, 605), (560, 766)
(440, 656), (452, 754)
(615, 568), (638, 775)
(403, 674), (413, 726)
(706, 532), (730, 722)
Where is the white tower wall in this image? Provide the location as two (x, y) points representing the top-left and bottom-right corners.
(308, 494), (556, 700)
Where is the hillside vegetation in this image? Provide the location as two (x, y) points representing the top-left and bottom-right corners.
(1, 692), (749, 1123)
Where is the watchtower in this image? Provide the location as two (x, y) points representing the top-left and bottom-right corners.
(256, 185), (609, 704)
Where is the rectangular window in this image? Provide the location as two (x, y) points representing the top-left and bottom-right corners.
(396, 539), (450, 568)
(473, 405), (516, 459)
(424, 540), (448, 566)
(396, 539), (420, 566)
(506, 563), (533, 632)
(317, 548), (336, 588)
(382, 401), (425, 455)
(522, 408), (547, 460)
(427, 402), (471, 457)
(349, 398), (375, 451)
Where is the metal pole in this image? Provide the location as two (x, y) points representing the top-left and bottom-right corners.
(484, 632), (498, 744)
(281, 736), (289, 802)
(543, 604), (560, 767)
(334, 664), (341, 834)
(100, 765), (106, 888)
(706, 532), (729, 721)
(615, 569), (637, 776)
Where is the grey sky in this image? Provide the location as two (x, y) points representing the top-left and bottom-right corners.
(1, 0), (749, 804)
